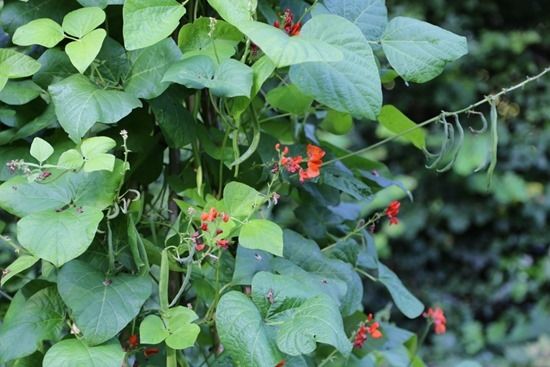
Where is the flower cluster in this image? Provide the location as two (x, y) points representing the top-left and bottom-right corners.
(353, 313), (383, 349)
(273, 8), (301, 36)
(275, 143), (325, 183)
(194, 207), (231, 251)
(385, 200), (401, 225)
(423, 307), (447, 334)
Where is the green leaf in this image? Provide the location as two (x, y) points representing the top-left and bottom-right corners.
(12, 18), (65, 48)
(0, 160), (125, 217)
(206, 0), (257, 24)
(216, 291), (282, 367)
(377, 105), (426, 149)
(17, 206), (103, 266)
(233, 247), (274, 285)
(289, 14), (381, 120)
(283, 230), (363, 316)
(0, 287), (65, 363)
(62, 7), (105, 38)
(235, 20), (344, 68)
(139, 315), (169, 344)
(323, 0), (387, 40)
(378, 262), (424, 318)
(33, 49), (78, 88)
(163, 306), (200, 349)
(266, 85), (313, 115)
(83, 153), (115, 172)
(123, 0), (186, 51)
(0, 255), (39, 287)
(81, 136), (116, 157)
(381, 17), (468, 83)
(320, 109), (353, 135)
(163, 55), (253, 98)
(223, 181), (263, 218)
(0, 80), (41, 105)
(178, 17), (242, 62)
(65, 28), (107, 73)
(43, 339), (125, 367)
(30, 137), (54, 163)
(0, 49), (41, 91)
(57, 260), (152, 345)
(57, 149), (85, 169)
(49, 74), (142, 141)
(239, 219), (283, 257)
(124, 38), (182, 99)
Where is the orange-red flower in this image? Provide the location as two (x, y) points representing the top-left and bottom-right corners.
(128, 334), (139, 349)
(273, 9), (302, 36)
(143, 347), (160, 358)
(385, 200), (400, 225)
(423, 307), (447, 334)
(299, 144), (325, 182)
(353, 313), (383, 348)
(216, 239), (230, 249)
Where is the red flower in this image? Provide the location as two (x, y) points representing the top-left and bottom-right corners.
(423, 307), (447, 334)
(385, 200), (400, 225)
(128, 334), (139, 349)
(275, 360), (286, 367)
(143, 347), (160, 358)
(216, 239), (230, 249)
(299, 144), (325, 182)
(200, 223), (208, 231)
(281, 155), (303, 173)
(222, 213), (230, 222)
(195, 243), (206, 251)
(353, 314), (383, 348)
(273, 8), (302, 37)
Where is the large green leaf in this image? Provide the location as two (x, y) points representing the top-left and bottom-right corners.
(377, 104), (426, 149)
(163, 55), (253, 98)
(323, 0), (387, 40)
(0, 287), (65, 363)
(57, 260), (152, 345)
(49, 74), (142, 141)
(282, 230), (363, 316)
(17, 206), (103, 266)
(0, 160), (125, 217)
(178, 17), (242, 62)
(0, 80), (42, 105)
(216, 291), (282, 367)
(0, 49), (41, 91)
(62, 7), (105, 38)
(266, 85), (313, 115)
(43, 339), (125, 367)
(124, 38), (182, 99)
(232, 247), (274, 285)
(207, 0), (257, 23)
(65, 28), (107, 73)
(12, 18), (65, 48)
(250, 272), (352, 356)
(223, 181), (263, 218)
(123, 0), (186, 50)
(289, 14), (381, 120)
(239, 219), (283, 257)
(378, 262), (424, 318)
(381, 17), (468, 83)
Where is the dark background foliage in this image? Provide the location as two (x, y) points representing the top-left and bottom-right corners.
(358, 0), (550, 365)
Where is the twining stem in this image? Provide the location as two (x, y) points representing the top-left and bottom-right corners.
(322, 66), (550, 166)
(106, 220), (115, 273)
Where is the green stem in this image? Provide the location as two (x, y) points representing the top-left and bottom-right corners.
(159, 249), (170, 313)
(355, 267), (378, 282)
(408, 321), (432, 367)
(106, 220), (115, 273)
(322, 66), (550, 167)
(167, 347), (177, 367)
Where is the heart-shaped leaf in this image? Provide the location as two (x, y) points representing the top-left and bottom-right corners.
(163, 55), (253, 98)
(62, 7), (106, 38)
(49, 74), (142, 141)
(65, 28), (107, 73)
(123, 0), (186, 50)
(0, 80), (42, 105)
(17, 206), (103, 266)
(0, 255), (39, 287)
(289, 14), (382, 120)
(0, 49), (41, 91)
(381, 17), (468, 83)
(12, 18), (65, 48)
(58, 260), (152, 345)
(323, 0), (388, 40)
(30, 137), (54, 163)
